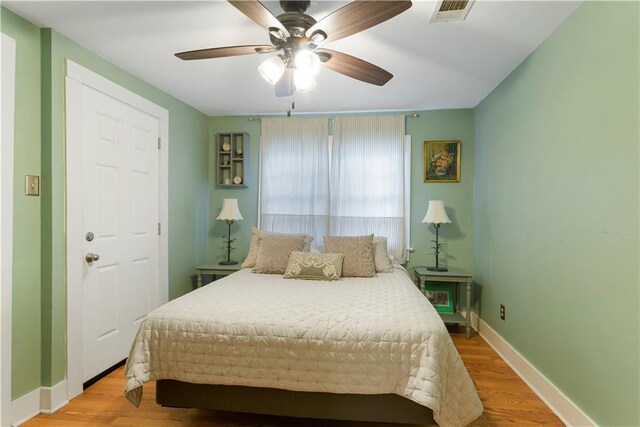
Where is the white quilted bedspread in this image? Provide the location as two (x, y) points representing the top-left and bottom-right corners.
(125, 267), (483, 426)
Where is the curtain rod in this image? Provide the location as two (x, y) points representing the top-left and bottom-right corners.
(248, 113), (420, 121)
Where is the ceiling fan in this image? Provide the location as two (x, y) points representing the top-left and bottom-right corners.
(175, 0), (412, 97)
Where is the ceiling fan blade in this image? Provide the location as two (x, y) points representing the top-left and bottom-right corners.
(175, 45), (272, 60)
(306, 1), (412, 44)
(316, 49), (392, 86)
(275, 68), (295, 97)
(228, 0), (290, 37)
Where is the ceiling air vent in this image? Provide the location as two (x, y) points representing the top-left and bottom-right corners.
(430, 0), (475, 23)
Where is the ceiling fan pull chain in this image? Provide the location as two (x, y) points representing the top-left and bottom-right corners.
(286, 96), (296, 117)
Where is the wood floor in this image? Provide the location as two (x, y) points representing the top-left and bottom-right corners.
(25, 327), (562, 426)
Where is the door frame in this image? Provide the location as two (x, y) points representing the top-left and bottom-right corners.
(65, 60), (169, 399)
(1, 32), (16, 427)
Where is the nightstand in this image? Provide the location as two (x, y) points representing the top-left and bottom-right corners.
(414, 267), (474, 338)
(196, 263), (242, 287)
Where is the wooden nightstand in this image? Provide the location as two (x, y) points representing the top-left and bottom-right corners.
(414, 267), (474, 338)
(196, 263), (242, 287)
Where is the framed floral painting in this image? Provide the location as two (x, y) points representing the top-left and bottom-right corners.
(424, 140), (461, 183)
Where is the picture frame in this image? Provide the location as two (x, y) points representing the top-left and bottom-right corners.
(424, 140), (461, 183)
(424, 283), (455, 313)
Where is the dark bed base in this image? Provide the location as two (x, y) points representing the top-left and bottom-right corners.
(156, 380), (435, 425)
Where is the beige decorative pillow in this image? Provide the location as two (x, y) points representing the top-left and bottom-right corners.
(323, 234), (376, 278)
(373, 236), (394, 273)
(241, 227), (313, 268)
(283, 252), (345, 281)
(252, 234), (306, 274)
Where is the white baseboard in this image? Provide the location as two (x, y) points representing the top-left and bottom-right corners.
(470, 312), (597, 427)
(40, 380), (68, 414)
(11, 380), (68, 426)
(11, 388), (39, 427)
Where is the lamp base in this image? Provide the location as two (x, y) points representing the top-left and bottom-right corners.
(219, 260), (238, 265)
(427, 266), (448, 272)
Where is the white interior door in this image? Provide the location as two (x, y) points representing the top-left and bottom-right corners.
(81, 86), (160, 381)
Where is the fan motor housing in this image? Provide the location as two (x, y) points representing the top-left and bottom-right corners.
(277, 12), (317, 37)
(280, 0), (310, 13)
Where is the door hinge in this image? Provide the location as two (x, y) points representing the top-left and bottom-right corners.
(158, 222), (161, 235)
(157, 137), (161, 150)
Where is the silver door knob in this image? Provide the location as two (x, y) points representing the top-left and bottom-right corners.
(85, 253), (100, 263)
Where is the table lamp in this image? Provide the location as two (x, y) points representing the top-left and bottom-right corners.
(422, 200), (451, 272)
(217, 198), (243, 265)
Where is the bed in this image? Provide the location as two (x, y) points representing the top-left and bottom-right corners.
(124, 265), (483, 426)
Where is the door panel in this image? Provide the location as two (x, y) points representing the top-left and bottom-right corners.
(132, 171), (149, 235)
(96, 264), (119, 340)
(82, 86), (160, 381)
(131, 258), (150, 323)
(96, 165), (119, 238)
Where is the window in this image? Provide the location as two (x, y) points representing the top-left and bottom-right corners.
(260, 115), (409, 261)
(259, 118), (330, 244)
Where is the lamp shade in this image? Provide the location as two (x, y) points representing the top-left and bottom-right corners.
(258, 56), (286, 85)
(294, 70), (316, 92)
(422, 200), (451, 224)
(294, 49), (320, 76)
(217, 198), (243, 221)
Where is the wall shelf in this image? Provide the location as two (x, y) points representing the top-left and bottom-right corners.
(216, 132), (248, 188)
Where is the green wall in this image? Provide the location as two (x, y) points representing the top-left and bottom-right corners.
(1, 8), (43, 400)
(209, 110), (475, 274)
(3, 6), (210, 398)
(407, 111), (474, 273)
(5, 2), (639, 424)
(209, 117), (261, 265)
(473, 2), (639, 425)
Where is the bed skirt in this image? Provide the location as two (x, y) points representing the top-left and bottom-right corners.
(156, 380), (436, 425)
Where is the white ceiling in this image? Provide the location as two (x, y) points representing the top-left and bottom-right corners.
(5, 0), (581, 116)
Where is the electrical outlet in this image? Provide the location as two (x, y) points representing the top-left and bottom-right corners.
(500, 304), (506, 321)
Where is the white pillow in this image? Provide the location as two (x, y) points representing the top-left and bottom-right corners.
(373, 236), (394, 273)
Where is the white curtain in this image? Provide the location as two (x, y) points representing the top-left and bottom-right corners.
(260, 117), (329, 245)
(330, 115), (406, 261)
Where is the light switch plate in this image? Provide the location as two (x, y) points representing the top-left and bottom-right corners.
(25, 175), (40, 196)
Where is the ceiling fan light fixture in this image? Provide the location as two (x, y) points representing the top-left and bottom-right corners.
(294, 70), (316, 92)
(259, 56), (286, 85)
(294, 49), (320, 76)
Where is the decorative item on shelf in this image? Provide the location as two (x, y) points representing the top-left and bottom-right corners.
(216, 198), (243, 265)
(233, 176), (242, 185)
(422, 200), (451, 272)
(222, 141), (231, 152)
(236, 147), (243, 157)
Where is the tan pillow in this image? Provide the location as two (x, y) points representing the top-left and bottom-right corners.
(373, 236), (394, 273)
(284, 252), (345, 281)
(252, 234), (306, 274)
(242, 227), (313, 268)
(323, 234), (376, 278)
